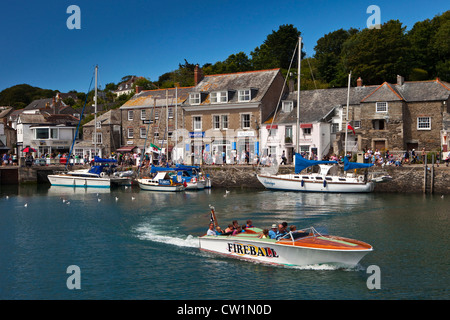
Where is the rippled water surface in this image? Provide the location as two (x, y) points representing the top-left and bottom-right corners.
(0, 184), (449, 299)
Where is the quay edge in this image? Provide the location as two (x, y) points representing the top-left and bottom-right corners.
(0, 165), (449, 194)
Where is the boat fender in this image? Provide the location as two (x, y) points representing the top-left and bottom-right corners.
(323, 179), (327, 187)
(358, 175), (364, 182)
(301, 180), (304, 187)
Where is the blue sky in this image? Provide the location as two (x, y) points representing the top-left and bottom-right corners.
(0, 0), (448, 94)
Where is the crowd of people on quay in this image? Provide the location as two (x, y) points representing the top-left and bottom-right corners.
(3, 147), (449, 168)
(206, 219), (299, 241)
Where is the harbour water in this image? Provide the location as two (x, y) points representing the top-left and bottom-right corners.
(0, 184), (449, 300)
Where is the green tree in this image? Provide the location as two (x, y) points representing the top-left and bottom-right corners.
(339, 20), (412, 85)
(251, 24), (303, 71)
(314, 28), (359, 85)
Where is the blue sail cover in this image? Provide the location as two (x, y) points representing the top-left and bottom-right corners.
(294, 153), (337, 174)
(150, 165), (173, 173)
(343, 156), (374, 171)
(94, 156), (117, 163)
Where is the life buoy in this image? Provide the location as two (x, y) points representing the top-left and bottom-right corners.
(100, 172), (105, 177)
(358, 175), (364, 182)
(192, 177), (197, 183)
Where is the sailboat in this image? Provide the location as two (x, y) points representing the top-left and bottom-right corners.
(48, 66), (131, 188)
(256, 37), (379, 193)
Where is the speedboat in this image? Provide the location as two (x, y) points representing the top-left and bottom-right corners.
(199, 226), (372, 267)
(137, 167), (185, 192)
(47, 157), (131, 188)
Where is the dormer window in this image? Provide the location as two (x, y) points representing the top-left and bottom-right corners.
(238, 89), (251, 102)
(190, 93), (201, 105)
(211, 91), (228, 103)
(282, 101), (293, 112)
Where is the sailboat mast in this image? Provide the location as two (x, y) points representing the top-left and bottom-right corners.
(296, 36), (302, 154)
(94, 65), (98, 159)
(344, 72), (351, 156)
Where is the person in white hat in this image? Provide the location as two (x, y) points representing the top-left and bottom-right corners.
(268, 224), (278, 239)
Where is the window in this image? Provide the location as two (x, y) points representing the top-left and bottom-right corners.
(331, 123), (339, 134)
(222, 115), (228, 129)
(190, 93), (201, 105)
(92, 133), (102, 144)
(268, 128), (277, 137)
(241, 114), (251, 129)
(376, 102), (388, 113)
(51, 128), (58, 139)
(303, 128), (311, 135)
(238, 89), (251, 102)
(141, 110), (146, 120)
(127, 128), (134, 138)
(96, 121), (101, 129)
(353, 120), (361, 129)
(285, 126), (293, 142)
(193, 116), (202, 131)
(35, 128), (49, 139)
(282, 101), (293, 113)
(211, 91), (228, 103)
(168, 107), (174, 119)
(417, 117), (431, 130)
(128, 110), (134, 120)
(213, 115), (220, 130)
(372, 119), (385, 130)
(140, 128), (147, 138)
(155, 110), (159, 120)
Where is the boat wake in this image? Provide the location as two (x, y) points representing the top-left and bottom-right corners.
(134, 225), (199, 248)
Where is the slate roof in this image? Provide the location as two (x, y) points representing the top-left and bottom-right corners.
(270, 78), (450, 125)
(120, 87), (193, 109)
(184, 69), (281, 106)
(273, 86), (375, 124)
(84, 109), (121, 127)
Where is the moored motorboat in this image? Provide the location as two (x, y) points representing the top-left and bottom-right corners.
(48, 157), (131, 188)
(174, 165), (210, 190)
(137, 167), (185, 192)
(257, 153), (375, 193)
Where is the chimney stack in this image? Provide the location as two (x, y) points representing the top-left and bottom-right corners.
(357, 77), (363, 87)
(135, 85), (142, 94)
(397, 75), (404, 86)
(194, 64), (203, 85)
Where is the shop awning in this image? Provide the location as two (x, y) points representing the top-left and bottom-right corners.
(116, 146), (137, 152)
(300, 124), (313, 129)
(266, 125), (278, 129)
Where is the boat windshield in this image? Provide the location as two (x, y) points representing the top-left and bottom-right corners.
(279, 227), (323, 241)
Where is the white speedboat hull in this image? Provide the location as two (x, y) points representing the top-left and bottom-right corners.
(199, 234), (371, 267)
(257, 173), (374, 193)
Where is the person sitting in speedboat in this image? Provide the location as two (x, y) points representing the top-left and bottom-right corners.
(276, 223), (288, 240)
(268, 224), (278, 239)
(258, 229), (269, 239)
(207, 223), (216, 236)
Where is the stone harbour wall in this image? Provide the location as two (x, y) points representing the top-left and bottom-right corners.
(202, 165), (450, 194)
